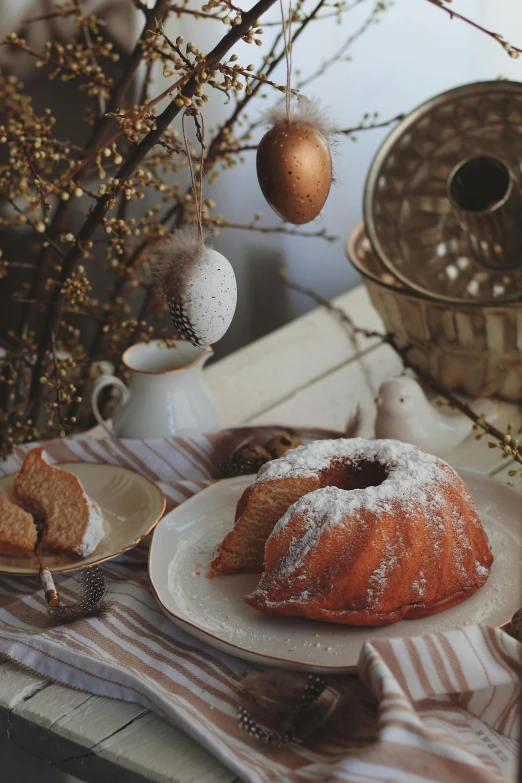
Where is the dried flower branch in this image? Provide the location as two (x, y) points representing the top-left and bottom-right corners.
(18, 0), (282, 426)
(297, 0), (390, 90)
(0, 0), (469, 457)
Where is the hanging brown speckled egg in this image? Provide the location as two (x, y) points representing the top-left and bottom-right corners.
(256, 120), (332, 225)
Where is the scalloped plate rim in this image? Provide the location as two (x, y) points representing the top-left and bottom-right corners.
(149, 470), (522, 672)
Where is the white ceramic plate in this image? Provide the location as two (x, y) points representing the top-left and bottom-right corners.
(0, 463), (166, 575)
(149, 470), (522, 672)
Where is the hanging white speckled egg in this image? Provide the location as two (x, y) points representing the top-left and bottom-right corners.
(154, 227), (237, 347)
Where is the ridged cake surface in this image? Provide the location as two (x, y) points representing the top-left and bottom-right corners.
(212, 438), (493, 626)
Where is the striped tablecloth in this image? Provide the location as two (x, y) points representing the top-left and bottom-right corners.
(0, 431), (519, 783)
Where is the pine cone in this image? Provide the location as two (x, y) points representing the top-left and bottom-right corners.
(220, 443), (272, 478)
(265, 432), (302, 459)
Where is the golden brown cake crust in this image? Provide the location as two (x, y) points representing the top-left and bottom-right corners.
(214, 438), (493, 626)
(0, 494), (37, 557)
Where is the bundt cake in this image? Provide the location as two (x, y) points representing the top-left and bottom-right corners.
(212, 438), (493, 626)
(14, 448), (104, 557)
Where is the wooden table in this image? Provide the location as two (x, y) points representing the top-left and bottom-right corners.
(1, 285), (520, 783)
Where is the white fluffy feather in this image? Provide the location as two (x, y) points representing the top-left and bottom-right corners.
(153, 225), (207, 302)
(261, 96), (338, 145)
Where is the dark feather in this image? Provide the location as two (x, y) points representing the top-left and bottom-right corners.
(237, 670), (341, 746)
(167, 299), (204, 348)
(48, 566), (110, 625)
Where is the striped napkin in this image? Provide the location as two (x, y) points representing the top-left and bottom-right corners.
(0, 432), (519, 783)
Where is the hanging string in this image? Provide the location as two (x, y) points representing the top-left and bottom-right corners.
(182, 109), (206, 247)
(279, 0), (293, 123)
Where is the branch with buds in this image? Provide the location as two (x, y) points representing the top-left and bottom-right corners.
(2, 0), (519, 456)
(279, 271), (522, 483)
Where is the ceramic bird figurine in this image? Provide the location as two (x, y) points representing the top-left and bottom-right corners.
(374, 376), (499, 457)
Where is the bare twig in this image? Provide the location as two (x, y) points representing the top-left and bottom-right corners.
(423, 0), (521, 58)
(210, 220), (337, 240)
(0, 191), (65, 258)
(220, 112), (405, 156)
(297, 0), (388, 90)
(261, 0), (371, 25)
(23, 8), (76, 24)
(341, 113), (405, 137)
(279, 271), (522, 467)
(73, 0), (107, 118)
(168, 5), (227, 20)
(139, 60), (155, 106)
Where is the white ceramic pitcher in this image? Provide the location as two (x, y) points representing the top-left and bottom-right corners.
(91, 340), (220, 439)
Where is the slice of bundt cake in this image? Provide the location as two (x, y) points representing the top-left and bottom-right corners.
(14, 448), (104, 557)
(0, 495), (37, 556)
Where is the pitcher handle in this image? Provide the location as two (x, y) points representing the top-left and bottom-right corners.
(91, 375), (130, 437)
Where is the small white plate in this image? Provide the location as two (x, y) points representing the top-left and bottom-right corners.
(149, 470), (522, 672)
(0, 463), (166, 575)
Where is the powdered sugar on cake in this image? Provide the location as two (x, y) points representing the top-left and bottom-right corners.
(249, 438), (492, 614)
(42, 449), (104, 556)
(259, 439), (453, 535)
(258, 437), (441, 487)
(76, 496), (104, 556)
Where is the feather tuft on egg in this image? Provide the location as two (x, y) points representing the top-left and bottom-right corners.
(154, 226), (237, 347)
(256, 98), (335, 225)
